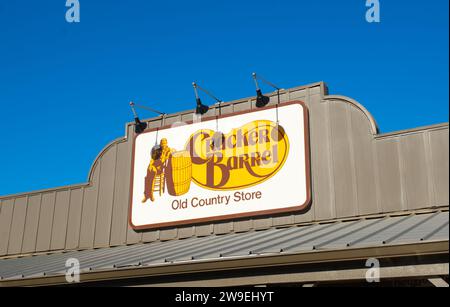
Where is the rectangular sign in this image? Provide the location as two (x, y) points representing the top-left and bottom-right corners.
(129, 101), (311, 229)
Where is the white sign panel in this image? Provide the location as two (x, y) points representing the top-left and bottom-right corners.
(129, 101), (311, 229)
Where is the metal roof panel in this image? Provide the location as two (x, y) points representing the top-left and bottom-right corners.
(0, 211), (447, 282)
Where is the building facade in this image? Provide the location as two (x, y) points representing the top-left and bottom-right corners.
(0, 82), (448, 286)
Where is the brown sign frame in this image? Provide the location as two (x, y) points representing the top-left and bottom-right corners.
(128, 100), (311, 230)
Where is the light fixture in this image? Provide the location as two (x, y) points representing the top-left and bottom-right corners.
(252, 73), (281, 108)
(252, 73), (284, 126)
(192, 82), (225, 148)
(129, 101), (148, 134)
(129, 101), (166, 134)
(192, 82), (223, 115)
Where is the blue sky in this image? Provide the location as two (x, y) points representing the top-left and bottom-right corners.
(0, 0), (448, 196)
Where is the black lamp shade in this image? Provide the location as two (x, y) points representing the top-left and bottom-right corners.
(195, 98), (209, 115)
(134, 118), (147, 134)
(255, 89), (270, 108)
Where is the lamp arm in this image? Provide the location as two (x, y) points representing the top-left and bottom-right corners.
(129, 102), (139, 118)
(253, 73), (280, 91)
(133, 103), (166, 116)
(194, 83), (223, 103)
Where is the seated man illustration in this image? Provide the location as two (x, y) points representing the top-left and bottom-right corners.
(142, 138), (174, 203)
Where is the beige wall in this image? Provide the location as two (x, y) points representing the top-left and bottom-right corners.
(0, 82), (448, 257)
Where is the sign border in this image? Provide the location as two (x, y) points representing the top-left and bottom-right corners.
(128, 100), (311, 230)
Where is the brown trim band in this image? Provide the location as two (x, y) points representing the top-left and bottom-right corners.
(128, 101), (312, 230)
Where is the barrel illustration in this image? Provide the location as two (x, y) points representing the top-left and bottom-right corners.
(166, 150), (192, 196)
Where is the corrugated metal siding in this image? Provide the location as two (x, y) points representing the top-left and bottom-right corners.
(7, 197), (27, 255)
(308, 92), (334, 221)
(50, 191), (70, 251)
(0, 211), (447, 281)
(0, 199), (14, 256)
(94, 144), (117, 248)
(0, 82), (448, 258)
(375, 138), (404, 212)
(79, 166), (99, 249)
(429, 128), (449, 205)
(350, 102), (378, 215)
(21, 195), (41, 254)
(109, 141), (132, 246)
(65, 188), (83, 250)
(330, 101), (359, 218)
(35, 192), (55, 252)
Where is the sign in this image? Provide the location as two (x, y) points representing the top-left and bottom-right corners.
(129, 101), (311, 229)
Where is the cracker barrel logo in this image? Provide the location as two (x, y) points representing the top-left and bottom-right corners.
(141, 120), (289, 203)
